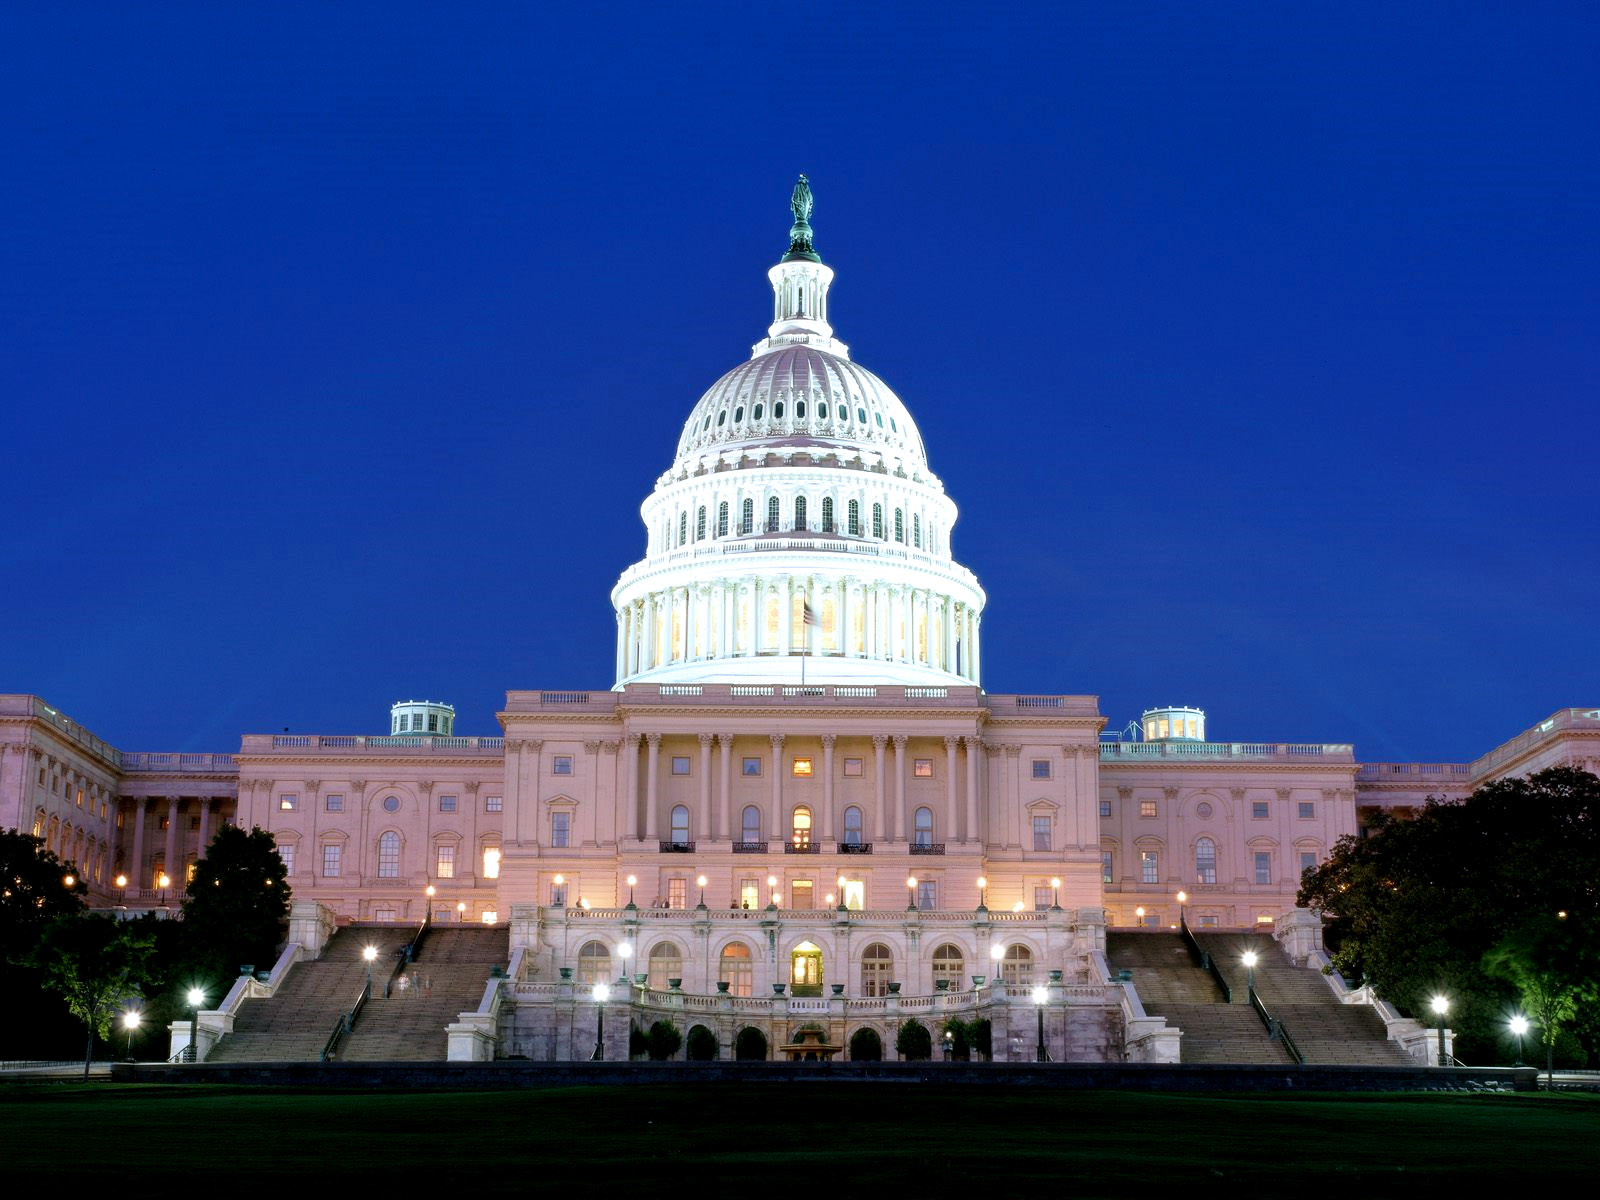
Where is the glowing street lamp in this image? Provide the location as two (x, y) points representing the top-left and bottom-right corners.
(990, 942), (1006, 988)
(906, 875), (918, 910)
(1431, 995), (1450, 1067)
(185, 987), (205, 1064)
(1032, 984), (1050, 1061)
(456, 901), (467, 922)
(1050, 877), (1061, 910)
(157, 872), (171, 907)
(1509, 1015), (1529, 1067)
(836, 874), (849, 912)
(625, 874), (638, 908)
(590, 982), (610, 1061)
(977, 876), (988, 912)
(617, 941), (633, 985)
(1241, 950), (1258, 994)
(767, 874), (779, 910)
(696, 874), (708, 908)
(1134, 905), (1145, 927)
(122, 1010), (141, 1062)
(62, 873), (76, 889)
(1175, 891), (1188, 927)
(362, 944), (378, 990)
(553, 874), (565, 907)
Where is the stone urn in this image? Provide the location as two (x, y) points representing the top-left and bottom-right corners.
(668, 977), (683, 990)
(831, 984), (845, 996)
(558, 967), (573, 981)
(887, 981), (901, 994)
(716, 981), (730, 994)
(772, 983), (787, 996)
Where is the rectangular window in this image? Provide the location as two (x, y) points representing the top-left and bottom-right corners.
(667, 878), (687, 909)
(1098, 800), (1112, 818)
(1254, 852), (1272, 885)
(1034, 885), (1052, 911)
(325, 794), (344, 813)
(279, 844), (295, 875)
(670, 756), (691, 776)
(791, 880), (813, 909)
(1140, 851), (1159, 884)
(1032, 815), (1051, 851)
(1252, 801), (1270, 819)
(322, 844), (342, 877)
(913, 758), (933, 778)
(279, 794), (298, 811)
(1031, 759), (1051, 780)
(1298, 801), (1316, 819)
(1139, 800), (1157, 818)
(481, 910), (498, 925)
(483, 847), (501, 879)
(1198, 914), (1219, 928)
(552, 755), (573, 775)
(189, 816), (201, 831)
(1101, 850), (1114, 883)
(742, 757), (762, 777)
(374, 905), (397, 923)
(842, 879), (865, 911)
(551, 812), (570, 848)
(550, 882), (565, 906)
(739, 878), (759, 910)
(917, 880), (938, 910)
(1142, 910), (1161, 928)
(1299, 851), (1317, 876)
(792, 757), (813, 777)
(436, 845), (455, 878)
(485, 795), (503, 813)
(842, 757), (863, 777)
(439, 795), (458, 813)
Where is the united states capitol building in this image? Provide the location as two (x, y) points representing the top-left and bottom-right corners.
(4, 179), (1596, 1064)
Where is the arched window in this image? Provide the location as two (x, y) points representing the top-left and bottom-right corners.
(678, 512), (688, 545)
(796, 399), (807, 419)
(843, 806), (863, 846)
(872, 503), (884, 539)
(913, 513), (922, 548)
(774, 401), (785, 419)
(670, 805), (690, 846)
(848, 499), (861, 536)
(577, 940), (610, 986)
(818, 402), (828, 419)
(720, 943), (753, 997)
(913, 807), (934, 848)
(717, 502), (729, 538)
(753, 403), (763, 421)
(932, 943), (965, 991)
(377, 831), (400, 878)
(1001, 943), (1034, 986)
(1195, 837), (1217, 885)
(894, 508), (904, 542)
(648, 941), (683, 990)
(794, 496), (807, 531)
(791, 805), (812, 849)
(741, 805), (762, 845)
(741, 498), (754, 534)
(821, 496), (835, 533)
(861, 942), (894, 997)
(696, 506), (707, 541)
(766, 497), (780, 532)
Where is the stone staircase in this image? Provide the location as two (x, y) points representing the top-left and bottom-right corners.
(207, 926), (415, 1063)
(338, 927), (509, 1062)
(1192, 932), (1413, 1067)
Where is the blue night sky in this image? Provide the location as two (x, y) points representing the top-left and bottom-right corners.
(2, 3), (1595, 763)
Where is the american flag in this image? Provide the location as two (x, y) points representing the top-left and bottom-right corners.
(802, 600), (819, 628)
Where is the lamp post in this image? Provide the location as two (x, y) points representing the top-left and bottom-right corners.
(990, 942), (1006, 989)
(1176, 891), (1188, 928)
(1509, 1015), (1529, 1068)
(590, 982), (610, 1061)
(1050, 877), (1061, 910)
(1431, 995), (1449, 1066)
(122, 1010), (141, 1062)
(617, 942), (633, 985)
(696, 874), (708, 908)
(362, 944), (378, 991)
(837, 874), (849, 912)
(976, 876), (988, 912)
(1032, 984), (1049, 1061)
(906, 875), (918, 911)
(186, 987), (205, 1063)
(767, 874), (779, 910)
(1241, 950), (1257, 996)
(456, 901), (467, 923)
(553, 873), (565, 907)
(157, 872), (171, 908)
(1134, 905), (1145, 927)
(944, 1029), (954, 1061)
(626, 874), (637, 909)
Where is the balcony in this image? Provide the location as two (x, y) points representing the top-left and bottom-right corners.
(784, 842), (820, 855)
(909, 843), (945, 856)
(837, 842), (873, 855)
(732, 841), (769, 854)
(659, 841), (696, 854)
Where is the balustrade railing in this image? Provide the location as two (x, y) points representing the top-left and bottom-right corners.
(784, 842), (819, 854)
(909, 843), (945, 856)
(837, 842), (873, 855)
(732, 841), (769, 854)
(658, 840), (696, 854)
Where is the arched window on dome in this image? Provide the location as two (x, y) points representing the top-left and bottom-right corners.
(821, 497), (835, 534)
(1196, 837), (1217, 885)
(872, 504), (883, 540)
(734, 405), (744, 422)
(847, 500), (861, 536)
(818, 402), (828, 420)
(894, 508), (904, 543)
(696, 507), (707, 541)
(766, 497), (780, 533)
(774, 401), (785, 420)
(796, 399), (806, 419)
(718, 410), (727, 426)
(678, 512), (688, 546)
(717, 502), (729, 538)
(913, 514), (922, 549)
(794, 496), (807, 532)
(857, 407), (867, 424)
(753, 403), (764, 421)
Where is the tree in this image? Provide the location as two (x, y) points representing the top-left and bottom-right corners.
(1299, 766), (1600, 1061)
(178, 824), (290, 986)
(0, 829), (86, 956)
(25, 914), (154, 1080)
(895, 1018), (932, 1061)
(1485, 911), (1600, 1086)
(646, 1018), (682, 1060)
(685, 1024), (718, 1061)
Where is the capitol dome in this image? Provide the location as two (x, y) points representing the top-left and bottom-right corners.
(611, 176), (985, 689)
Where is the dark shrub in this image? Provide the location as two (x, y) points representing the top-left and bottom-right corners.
(848, 1026), (883, 1061)
(647, 1019), (682, 1061)
(686, 1024), (718, 1061)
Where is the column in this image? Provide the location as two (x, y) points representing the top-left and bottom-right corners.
(769, 733), (785, 841)
(944, 735), (960, 840)
(615, 609), (626, 681)
(163, 796), (180, 885)
(717, 734), (734, 839)
(821, 734), (837, 842)
(130, 798), (148, 888)
(623, 735), (641, 840)
(838, 579), (852, 658)
(944, 600), (956, 676)
(965, 737), (981, 845)
(872, 735), (888, 843)
(643, 593), (658, 670)
(865, 583), (877, 662)
(892, 735), (908, 842)
(197, 798), (211, 850)
(644, 733), (661, 840)
(698, 733), (713, 839)
(924, 590), (935, 666)
(779, 577), (793, 655)
(685, 584), (697, 662)
(752, 579), (765, 655)
(972, 614), (981, 683)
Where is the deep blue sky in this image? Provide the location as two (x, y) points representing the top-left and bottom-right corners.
(3, 3), (1595, 763)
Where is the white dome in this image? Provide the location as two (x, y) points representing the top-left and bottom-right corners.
(674, 345), (927, 469)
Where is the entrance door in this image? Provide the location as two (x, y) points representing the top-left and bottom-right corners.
(790, 941), (824, 996)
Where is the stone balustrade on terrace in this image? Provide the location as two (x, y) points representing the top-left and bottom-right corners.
(505, 685), (1099, 715)
(1469, 707), (1600, 775)
(550, 905), (1057, 925)
(243, 734), (506, 754)
(1354, 761), (1472, 782)
(512, 982), (1108, 1016)
(1097, 740), (1354, 765)
(120, 752), (237, 772)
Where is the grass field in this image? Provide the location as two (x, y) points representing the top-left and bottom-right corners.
(3, 1083), (1594, 1186)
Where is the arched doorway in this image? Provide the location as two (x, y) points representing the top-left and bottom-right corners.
(790, 940), (823, 996)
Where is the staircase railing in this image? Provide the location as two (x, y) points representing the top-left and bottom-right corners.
(1179, 916), (1232, 1003)
(320, 977), (372, 1063)
(1248, 984), (1306, 1065)
(386, 908), (433, 998)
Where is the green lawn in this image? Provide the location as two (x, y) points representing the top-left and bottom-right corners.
(3, 1083), (1594, 1186)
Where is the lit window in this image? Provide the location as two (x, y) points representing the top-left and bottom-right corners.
(1139, 800), (1158, 818)
(671, 755), (691, 776)
(648, 941), (684, 990)
(322, 844), (342, 877)
(670, 805), (690, 844)
(739, 878), (759, 910)
(913, 758), (933, 778)
(436, 845), (455, 878)
(439, 795), (458, 813)
(861, 942), (893, 996)
(742, 757), (761, 777)
(1034, 886), (1052, 911)
(843, 806), (863, 846)
(377, 832), (401, 878)
(667, 878), (687, 909)
(1098, 800), (1112, 818)
(1298, 801), (1316, 819)
(791, 880), (814, 909)
(1140, 850), (1159, 884)
(485, 795), (503, 813)
(741, 806), (762, 843)
(279, 794), (298, 811)
(791, 757), (813, 777)
(1195, 837), (1217, 885)
(914, 807), (934, 848)
(720, 943), (753, 997)
(791, 806), (812, 847)
(1032, 815), (1051, 851)
(843, 757), (863, 777)
(553, 756), (573, 775)
(1032, 759), (1051, 780)
(483, 847), (501, 879)
(577, 940), (610, 985)
(842, 879), (865, 910)
(550, 880), (566, 906)
(551, 812), (570, 848)
(1254, 852), (1272, 885)
(932, 943), (963, 990)
(1101, 850), (1114, 883)
(1001, 944), (1033, 985)
(1252, 801), (1269, 819)
(325, 794), (344, 812)
(480, 910), (497, 925)
(917, 880), (937, 910)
